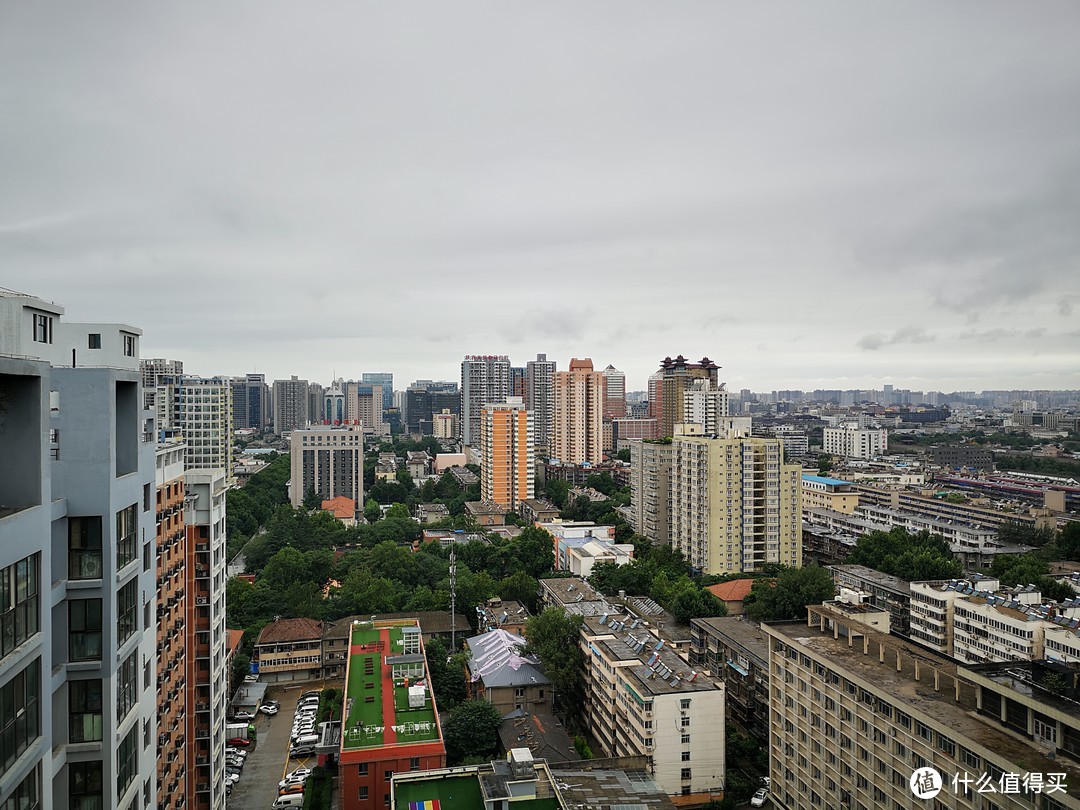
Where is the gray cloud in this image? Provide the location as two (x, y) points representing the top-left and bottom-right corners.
(1, 2), (1079, 390)
(858, 326), (936, 352)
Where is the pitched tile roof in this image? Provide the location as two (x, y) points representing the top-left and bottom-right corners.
(707, 578), (756, 603)
(255, 617), (324, 645)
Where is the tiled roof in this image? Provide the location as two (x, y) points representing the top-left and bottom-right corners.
(256, 617), (324, 645)
(226, 628), (244, 655)
(321, 496), (356, 518)
(707, 578), (755, 603)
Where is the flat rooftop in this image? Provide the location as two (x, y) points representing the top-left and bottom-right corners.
(768, 619), (1080, 788)
(342, 621), (440, 753)
(691, 615), (770, 666)
(830, 563), (911, 594)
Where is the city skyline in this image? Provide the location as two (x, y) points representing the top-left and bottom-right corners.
(1, 3), (1078, 392)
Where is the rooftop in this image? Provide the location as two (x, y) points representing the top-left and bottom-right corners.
(691, 615), (770, 666)
(830, 563), (912, 594)
(466, 629), (550, 689)
(324, 612), (472, 641)
(498, 712), (577, 763)
(341, 620), (442, 754)
(706, 578), (755, 603)
(255, 617), (324, 645)
(768, 616), (1080, 788)
(802, 473), (854, 487)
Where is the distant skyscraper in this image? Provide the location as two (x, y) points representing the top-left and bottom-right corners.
(324, 380), (346, 424)
(526, 353), (556, 453)
(648, 355), (720, 438)
(481, 397), (534, 511)
(362, 372), (393, 411)
(272, 376), (309, 433)
(231, 373), (269, 430)
(169, 377), (234, 474)
(140, 357), (183, 409)
(460, 355), (511, 448)
(602, 364), (627, 419)
(510, 366), (527, 399)
(307, 381), (325, 422)
(683, 378), (730, 435)
(553, 358), (605, 464)
(405, 381), (459, 436)
(345, 382), (388, 435)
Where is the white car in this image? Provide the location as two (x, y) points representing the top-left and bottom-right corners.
(259, 704), (279, 715)
(225, 748), (247, 758)
(285, 768), (312, 781)
(243, 674), (259, 683)
(279, 775), (308, 789)
(225, 774), (240, 785)
(751, 788), (768, 807)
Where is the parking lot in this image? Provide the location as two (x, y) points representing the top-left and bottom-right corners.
(226, 684), (326, 808)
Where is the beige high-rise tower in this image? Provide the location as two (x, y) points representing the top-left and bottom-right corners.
(671, 423), (801, 574)
(552, 358), (605, 464)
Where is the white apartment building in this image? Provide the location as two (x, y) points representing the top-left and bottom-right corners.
(164, 377), (233, 475)
(682, 379), (730, 436)
(671, 425), (802, 575)
(629, 439), (673, 546)
(431, 409), (457, 439)
(0, 291), (159, 810)
(579, 614), (724, 802)
(288, 424), (363, 507)
(823, 424), (887, 459)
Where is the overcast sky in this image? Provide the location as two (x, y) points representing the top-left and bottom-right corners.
(2, 2), (1078, 393)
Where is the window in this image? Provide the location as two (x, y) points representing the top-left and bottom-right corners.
(116, 505), (137, 570)
(358, 787), (368, 800)
(358, 763), (368, 775)
(1, 767), (39, 810)
(88, 333), (101, 349)
(69, 517), (103, 580)
(1, 553), (40, 658)
(515, 687), (525, 697)
(69, 679), (103, 743)
(69, 600), (102, 661)
(681, 768), (692, 780)
(32, 313), (52, 344)
(117, 726), (138, 797)
(384, 770), (392, 782)
(681, 733), (690, 744)
(123, 334), (136, 357)
(117, 651), (138, 723)
(680, 698), (691, 710)
(117, 580), (137, 645)
(70, 761), (103, 810)
(0, 658), (40, 776)
(682, 751), (691, 761)
(410, 757), (420, 771)
(681, 716), (690, 728)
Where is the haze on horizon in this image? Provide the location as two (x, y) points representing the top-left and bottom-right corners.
(1, 2), (1078, 393)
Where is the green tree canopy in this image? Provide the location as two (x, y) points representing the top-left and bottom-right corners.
(845, 527), (962, 581)
(744, 565), (836, 622)
(443, 700), (503, 764)
(522, 608), (586, 729)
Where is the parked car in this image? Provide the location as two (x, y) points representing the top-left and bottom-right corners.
(300, 690), (320, 699)
(243, 673), (259, 683)
(225, 747), (247, 758)
(259, 704), (279, 716)
(751, 788), (769, 807)
(289, 745), (316, 759)
(279, 783), (305, 796)
(264, 699), (280, 708)
(231, 710), (256, 721)
(279, 776), (307, 790)
(284, 768), (312, 781)
(227, 737), (251, 747)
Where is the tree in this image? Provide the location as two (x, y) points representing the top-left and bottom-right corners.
(443, 700), (503, 764)
(425, 636), (468, 709)
(545, 478), (572, 509)
(364, 499), (382, 523)
(303, 486), (321, 511)
(817, 453), (834, 475)
(668, 586), (728, 625)
(614, 448), (632, 463)
(997, 521), (1056, 548)
(744, 565), (836, 622)
(396, 469), (415, 490)
(510, 526), (556, 578)
(522, 608), (586, 729)
(845, 528), (961, 581)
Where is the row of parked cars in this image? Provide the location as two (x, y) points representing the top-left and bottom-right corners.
(269, 691), (323, 807)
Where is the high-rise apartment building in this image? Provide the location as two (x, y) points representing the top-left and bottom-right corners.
(140, 358), (183, 410)
(361, 372), (393, 411)
(648, 355), (720, 439)
(170, 378), (233, 474)
(272, 376), (309, 434)
(510, 366), (527, 399)
(553, 358), (605, 465)
(460, 355), (510, 448)
(671, 424), (801, 574)
(682, 378), (730, 435)
(629, 439), (673, 546)
(229, 373), (269, 431)
(480, 397), (534, 511)
(345, 382), (388, 435)
(601, 364), (627, 419)
(0, 291), (159, 810)
(289, 424), (363, 507)
(432, 409), (458, 440)
(525, 353), (556, 454)
(155, 438), (188, 810)
(184, 468), (229, 810)
(307, 382), (325, 423)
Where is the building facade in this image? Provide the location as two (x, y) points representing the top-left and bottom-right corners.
(169, 377), (233, 475)
(629, 439), (673, 547)
(461, 355), (511, 448)
(823, 424), (888, 459)
(671, 427), (802, 574)
(361, 372), (393, 411)
(552, 358), (605, 465)
(289, 424), (364, 507)
(689, 616), (770, 742)
(648, 355), (720, 439)
(480, 397), (534, 511)
(272, 376), (308, 434)
(526, 354), (556, 454)
(0, 291), (159, 810)
(602, 364), (626, 420)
